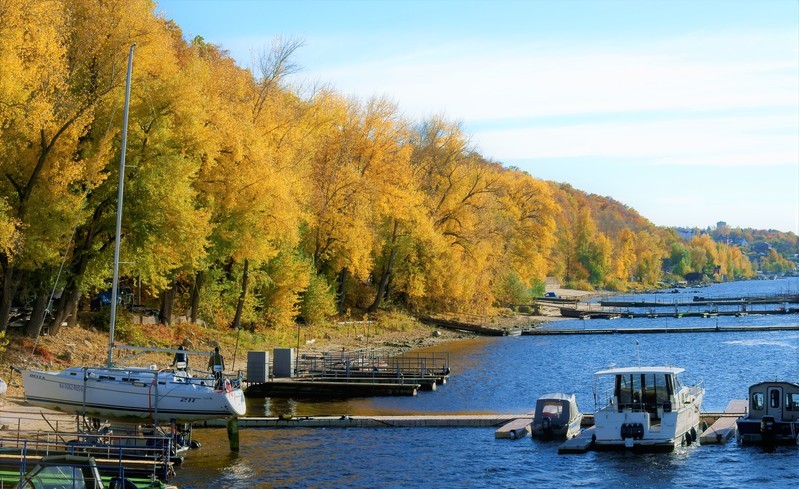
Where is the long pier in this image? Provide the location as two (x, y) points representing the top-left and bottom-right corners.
(523, 324), (799, 335)
(195, 411), (734, 429)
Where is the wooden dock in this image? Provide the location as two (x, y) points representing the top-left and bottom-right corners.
(699, 400), (748, 445)
(558, 426), (596, 454)
(495, 418), (532, 439)
(245, 378), (422, 398)
(196, 414), (522, 429)
(523, 324), (799, 335)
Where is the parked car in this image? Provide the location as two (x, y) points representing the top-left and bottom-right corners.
(90, 287), (132, 311)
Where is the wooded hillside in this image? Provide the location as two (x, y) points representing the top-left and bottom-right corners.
(0, 0), (793, 339)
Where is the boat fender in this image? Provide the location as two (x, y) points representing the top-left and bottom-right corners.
(509, 430), (516, 440)
(684, 432), (692, 446)
(190, 440), (202, 449)
(690, 427), (697, 443)
(633, 423), (644, 440)
(701, 421), (708, 432)
(224, 379), (232, 393)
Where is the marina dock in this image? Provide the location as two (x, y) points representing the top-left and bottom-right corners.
(245, 349), (451, 398)
(195, 411), (732, 430)
(699, 400), (748, 444)
(523, 324), (799, 335)
(197, 414), (522, 428)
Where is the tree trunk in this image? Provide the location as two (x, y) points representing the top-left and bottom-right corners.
(368, 221), (399, 313)
(26, 289), (49, 337)
(0, 266), (18, 333)
(232, 259), (249, 330)
(190, 270), (204, 323)
(336, 268), (348, 314)
(67, 297), (80, 328)
(159, 282), (177, 325)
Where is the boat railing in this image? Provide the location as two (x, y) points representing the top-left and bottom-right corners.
(0, 430), (175, 481)
(296, 349), (450, 381)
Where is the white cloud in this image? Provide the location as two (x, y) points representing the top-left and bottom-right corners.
(295, 31), (798, 124)
(473, 114), (798, 167)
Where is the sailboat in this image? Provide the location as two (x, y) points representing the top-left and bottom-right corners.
(21, 45), (246, 423)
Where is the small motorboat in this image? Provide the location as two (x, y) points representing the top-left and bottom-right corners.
(531, 393), (583, 439)
(736, 381), (799, 446)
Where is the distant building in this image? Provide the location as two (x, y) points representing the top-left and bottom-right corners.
(676, 227), (696, 242)
(752, 242), (772, 254)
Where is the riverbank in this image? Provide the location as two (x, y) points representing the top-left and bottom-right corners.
(0, 287), (599, 412)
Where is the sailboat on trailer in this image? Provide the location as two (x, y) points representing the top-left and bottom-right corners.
(21, 45), (246, 423)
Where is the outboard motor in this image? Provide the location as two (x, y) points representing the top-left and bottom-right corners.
(760, 416), (776, 446)
(542, 416), (553, 439)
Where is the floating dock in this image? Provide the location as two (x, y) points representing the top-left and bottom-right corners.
(246, 349), (451, 398)
(558, 426), (596, 454)
(495, 418), (533, 439)
(196, 414), (522, 429)
(699, 400), (747, 445)
(245, 378), (422, 397)
(523, 324), (799, 335)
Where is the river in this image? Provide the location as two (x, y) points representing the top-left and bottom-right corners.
(174, 278), (799, 488)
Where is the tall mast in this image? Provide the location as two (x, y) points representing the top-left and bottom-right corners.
(107, 43), (136, 367)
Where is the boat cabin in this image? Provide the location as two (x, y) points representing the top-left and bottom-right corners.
(746, 381), (799, 423)
(595, 367), (686, 421)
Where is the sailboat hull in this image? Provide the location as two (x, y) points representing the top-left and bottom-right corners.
(22, 366), (246, 422)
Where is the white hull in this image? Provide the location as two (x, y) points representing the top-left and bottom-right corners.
(593, 390), (704, 450)
(22, 366), (246, 422)
(592, 366), (704, 451)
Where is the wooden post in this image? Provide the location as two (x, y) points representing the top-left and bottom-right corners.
(227, 417), (240, 452)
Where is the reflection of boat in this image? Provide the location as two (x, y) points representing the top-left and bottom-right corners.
(20, 45), (245, 424)
(592, 366), (704, 451)
(736, 381), (799, 445)
(531, 393), (582, 439)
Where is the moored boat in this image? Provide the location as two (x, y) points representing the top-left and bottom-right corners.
(22, 366), (245, 422)
(591, 366), (704, 451)
(736, 381), (799, 446)
(531, 393), (583, 439)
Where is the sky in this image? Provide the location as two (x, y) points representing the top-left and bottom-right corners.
(156, 0), (799, 234)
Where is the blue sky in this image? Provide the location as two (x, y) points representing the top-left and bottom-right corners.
(157, 0), (799, 234)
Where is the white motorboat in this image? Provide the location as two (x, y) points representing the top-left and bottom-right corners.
(736, 381), (799, 445)
(21, 45), (246, 424)
(591, 366), (704, 451)
(22, 366), (245, 423)
(531, 393), (583, 439)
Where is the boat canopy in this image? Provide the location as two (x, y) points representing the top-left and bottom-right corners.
(594, 366), (684, 377)
(534, 393), (579, 422)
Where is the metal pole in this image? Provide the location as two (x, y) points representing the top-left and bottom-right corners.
(107, 43), (135, 367)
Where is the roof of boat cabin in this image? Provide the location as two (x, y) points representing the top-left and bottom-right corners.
(594, 366), (685, 376)
(536, 393), (577, 402)
(748, 380), (799, 390)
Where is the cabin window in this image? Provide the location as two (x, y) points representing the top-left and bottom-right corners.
(770, 389), (780, 409)
(542, 402), (563, 417)
(787, 393), (799, 411)
(752, 392), (764, 411)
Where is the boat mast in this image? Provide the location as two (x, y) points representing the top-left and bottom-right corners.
(107, 43), (136, 368)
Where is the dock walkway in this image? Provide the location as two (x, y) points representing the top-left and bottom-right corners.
(700, 400), (747, 445)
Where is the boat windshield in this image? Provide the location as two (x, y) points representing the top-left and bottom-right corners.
(615, 373), (673, 413)
(541, 401), (564, 418)
(18, 464), (89, 489)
